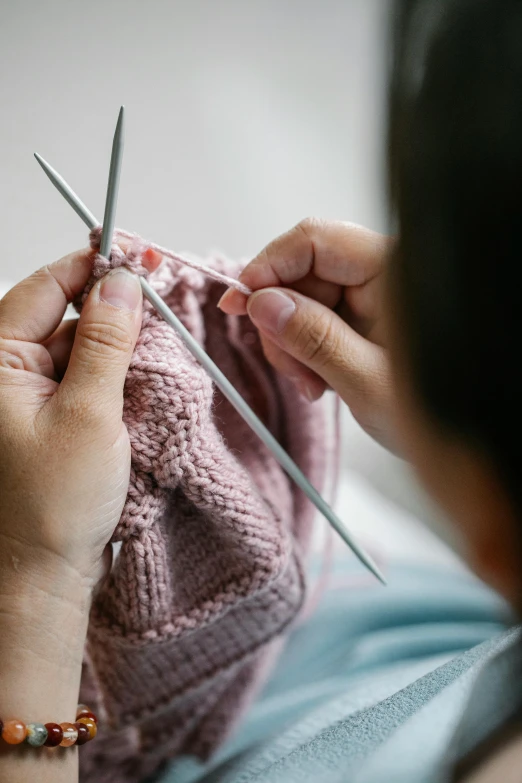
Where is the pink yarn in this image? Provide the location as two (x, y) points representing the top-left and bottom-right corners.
(87, 226), (253, 296)
(76, 232), (329, 783)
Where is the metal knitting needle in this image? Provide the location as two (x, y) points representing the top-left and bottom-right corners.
(100, 106), (125, 258)
(35, 153), (98, 229)
(34, 158), (386, 586)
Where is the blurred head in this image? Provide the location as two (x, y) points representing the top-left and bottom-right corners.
(388, 0), (522, 603)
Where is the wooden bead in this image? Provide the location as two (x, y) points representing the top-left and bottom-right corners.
(26, 723), (48, 747)
(59, 723), (78, 747)
(44, 723), (63, 747)
(2, 719), (27, 744)
(73, 722), (91, 745)
(77, 716), (97, 740)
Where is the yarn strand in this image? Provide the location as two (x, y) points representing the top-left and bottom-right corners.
(95, 226), (252, 296)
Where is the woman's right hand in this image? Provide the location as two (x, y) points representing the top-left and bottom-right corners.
(219, 218), (397, 452)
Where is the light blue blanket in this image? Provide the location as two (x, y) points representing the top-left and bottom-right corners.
(159, 557), (516, 783)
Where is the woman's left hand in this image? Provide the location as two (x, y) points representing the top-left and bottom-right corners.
(0, 247), (160, 595)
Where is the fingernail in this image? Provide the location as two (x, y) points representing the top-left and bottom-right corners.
(290, 377), (317, 402)
(247, 290), (295, 334)
(100, 268), (141, 311)
(217, 289), (232, 309)
(288, 375), (322, 402)
(298, 382), (318, 402)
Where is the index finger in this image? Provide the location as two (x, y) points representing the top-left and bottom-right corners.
(0, 249), (92, 343)
(219, 219), (390, 315)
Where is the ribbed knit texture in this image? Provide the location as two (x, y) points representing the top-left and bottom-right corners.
(76, 230), (329, 783)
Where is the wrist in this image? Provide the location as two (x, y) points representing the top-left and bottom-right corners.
(0, 539), (92, 670)
(0, 551), (90, 734)
(0, 532), (95, 606)
(0, 585), (90, 678)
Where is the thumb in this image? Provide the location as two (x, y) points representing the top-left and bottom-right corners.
(59, 268), (142, 418)
(247, 287), (387, 404)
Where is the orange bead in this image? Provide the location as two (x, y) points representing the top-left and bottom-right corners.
(77, 716), (97, 740)
(2, 719), (27, 744)
(59, 723), (78, 747)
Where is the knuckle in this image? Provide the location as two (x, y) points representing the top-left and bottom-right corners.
(295, 216), (326, 240)
(0, 349), (24, 370)
(255, 246), (271, 268)
(293, 312), (339, 367)
(76, 320), (133, 360)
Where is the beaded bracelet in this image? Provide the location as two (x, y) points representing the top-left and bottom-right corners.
(0, 704), (97, 748)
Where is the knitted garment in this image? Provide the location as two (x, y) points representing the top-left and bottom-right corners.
(76, 229), (329, 783)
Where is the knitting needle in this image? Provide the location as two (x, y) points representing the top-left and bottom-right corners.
(100, 106), (125, 259)
(34, 153), (98, 229)
(34, 159), (386, 587)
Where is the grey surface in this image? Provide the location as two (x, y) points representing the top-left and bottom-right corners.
(0, 0), (454, 551)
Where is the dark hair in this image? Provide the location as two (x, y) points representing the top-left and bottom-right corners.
(389, 0), (522, 519)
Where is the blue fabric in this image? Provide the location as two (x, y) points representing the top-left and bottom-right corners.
(159, 557), (515, 783)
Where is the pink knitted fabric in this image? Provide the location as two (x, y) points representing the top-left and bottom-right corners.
(76, 229), (329, 783)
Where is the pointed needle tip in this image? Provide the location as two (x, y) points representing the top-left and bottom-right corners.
(357, 547), (387, 585)
(114, 107), (125, 141)
(340, 529), (387, 585)
(371, 562), (387, 586)
(34, 153), (51, 176)
(366, 558), (387, 586)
